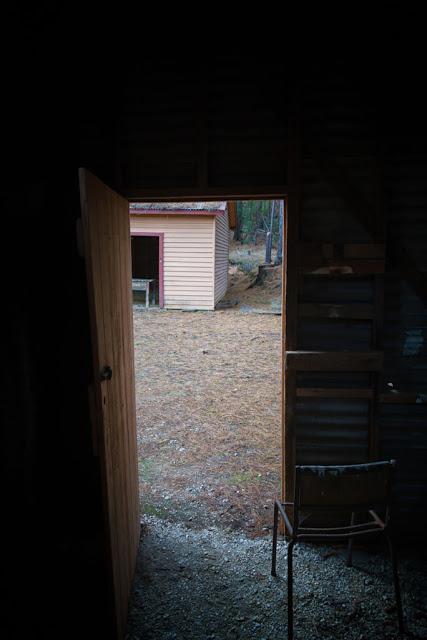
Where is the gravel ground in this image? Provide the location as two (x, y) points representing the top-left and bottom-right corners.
(126, 517), (427, 640)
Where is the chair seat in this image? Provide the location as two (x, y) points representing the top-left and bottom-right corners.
(277, 499), (385, 540)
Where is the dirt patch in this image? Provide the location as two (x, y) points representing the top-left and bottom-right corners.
(134, 307), (281, 536)
(224, 241), (282, 313)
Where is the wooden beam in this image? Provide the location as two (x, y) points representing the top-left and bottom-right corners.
(388, 242), (427, 307)
(298, 303), (375, 320)
(380, 393), (427, 404)
(369, 274), (385, 461)
(300, 261), (385, 275)
(298, 243), (385, 274)
(195, 88), (208, 191)
(306, 148), (382, 243)
(306, 143), (427, 307)
(344, 244), (386, 259)
(125, 185), (288, 201)
(282, 91), (301, 513)
(297, 388), (374, 399)
(286, 351), (384, 371)
(227, 201), (237, 229)
(298, 243), (385, 260)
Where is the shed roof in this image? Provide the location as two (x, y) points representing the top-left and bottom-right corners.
(129, 201), (227, 215)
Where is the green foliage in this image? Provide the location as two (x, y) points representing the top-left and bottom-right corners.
(142, 503), (169, 518)
(139, 458), (156, 481)
(236, 200), (281, 245)
(225, 470), (263, 486)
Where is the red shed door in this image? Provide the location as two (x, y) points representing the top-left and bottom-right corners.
(79, 169), (139, 639)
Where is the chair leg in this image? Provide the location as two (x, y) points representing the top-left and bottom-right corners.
(347, 511), (355, 567)
(287, 540), (295, 640)
(271, 501), (279, 577)
(386, 534), (404, 635)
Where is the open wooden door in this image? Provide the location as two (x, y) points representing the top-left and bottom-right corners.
(79, 169), (140, 639)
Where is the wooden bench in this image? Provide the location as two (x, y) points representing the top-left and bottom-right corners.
(131, 279), (156, 308)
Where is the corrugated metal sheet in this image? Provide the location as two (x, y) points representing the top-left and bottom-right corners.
(130, 202), (227, 212)
(296, 398), (370, 465)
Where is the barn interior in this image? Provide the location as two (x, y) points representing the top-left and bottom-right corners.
(132, 236), (159, 282)
(131, 236), (160, 304)
(3, 13), (427, 640)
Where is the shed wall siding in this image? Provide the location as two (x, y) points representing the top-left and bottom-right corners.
(130, 215), (215, 310)
(214, 212), (229, 305)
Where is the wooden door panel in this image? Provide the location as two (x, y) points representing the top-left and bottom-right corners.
(79, 169), (139, 639)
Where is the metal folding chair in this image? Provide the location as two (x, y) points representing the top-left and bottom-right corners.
(271, 460), (404, 639)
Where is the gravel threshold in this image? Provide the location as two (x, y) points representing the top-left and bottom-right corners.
(126, 517), (427, 640)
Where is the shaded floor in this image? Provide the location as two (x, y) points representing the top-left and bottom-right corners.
(126, 517), (427, 640)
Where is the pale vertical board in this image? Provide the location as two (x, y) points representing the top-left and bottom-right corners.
(80, 169), (139, 640)
(283, 96), (301, 507)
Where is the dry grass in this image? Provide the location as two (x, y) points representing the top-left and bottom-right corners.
(134, 307), (281, 536)
(228, 241), (267, 272)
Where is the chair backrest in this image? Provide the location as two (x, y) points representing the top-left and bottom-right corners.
(294, 460), (396, 513)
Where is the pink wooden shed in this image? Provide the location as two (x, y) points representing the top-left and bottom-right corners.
(129, 202), (229, 310)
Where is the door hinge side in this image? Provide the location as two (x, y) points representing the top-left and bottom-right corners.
(76, 217), (85, 258)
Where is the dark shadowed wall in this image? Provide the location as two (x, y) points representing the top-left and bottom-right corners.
(2, 15), (426, 638)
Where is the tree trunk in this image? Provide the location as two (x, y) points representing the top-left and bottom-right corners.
(275, 199), (284, 265)
(265, 200), (276, 263)
(234, 203), (242, 242)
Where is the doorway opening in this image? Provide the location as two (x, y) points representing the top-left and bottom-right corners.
(131, 199), (285, 535)
(131, 232), (164, 308)
(79, 170), (287, 638)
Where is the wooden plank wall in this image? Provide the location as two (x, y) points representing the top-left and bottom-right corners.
(379, 149), (427, 527)
(283, 66), (427, 534)
(282, 92), (301, 505)
(116, 55), (288, 199)
(76, 53), (426, 535)
(283, 73), (386, 503)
